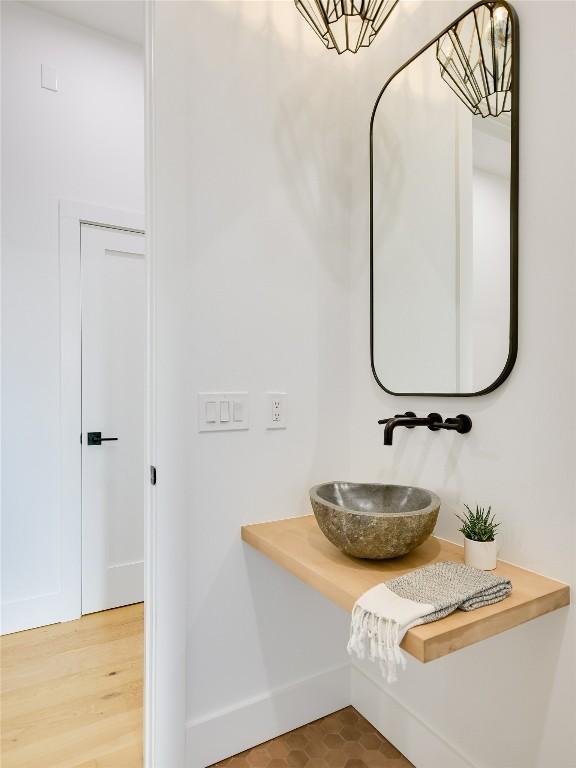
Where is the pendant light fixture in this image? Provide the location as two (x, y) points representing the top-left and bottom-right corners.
(436, 2), (513, 118)
(294, 0), (398, 54)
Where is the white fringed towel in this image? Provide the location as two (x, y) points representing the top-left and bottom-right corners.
(347, 561), (512, 683)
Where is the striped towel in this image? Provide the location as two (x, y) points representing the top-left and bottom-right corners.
(347, 561), (512, 682)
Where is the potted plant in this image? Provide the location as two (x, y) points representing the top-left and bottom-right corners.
(456, 504), (500, 570)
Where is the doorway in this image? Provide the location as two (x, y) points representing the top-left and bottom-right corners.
(81, 224), (146, 615)
(1, 1), (151, 764)
(59, 202), (148, 627)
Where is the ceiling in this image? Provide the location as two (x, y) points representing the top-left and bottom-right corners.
(25, 1), (145, 46)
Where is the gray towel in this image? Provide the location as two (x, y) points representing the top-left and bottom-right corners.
(348, 561), (512, 682)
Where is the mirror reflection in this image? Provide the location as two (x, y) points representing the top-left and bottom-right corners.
(371, 2), (517, 395)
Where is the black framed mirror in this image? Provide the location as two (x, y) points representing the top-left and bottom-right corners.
(370, 1), (519, 396)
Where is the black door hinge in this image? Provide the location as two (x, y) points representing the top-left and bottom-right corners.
(150, 465), (157, 486)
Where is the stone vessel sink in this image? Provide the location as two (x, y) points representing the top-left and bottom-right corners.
(309, 482), (440, 560)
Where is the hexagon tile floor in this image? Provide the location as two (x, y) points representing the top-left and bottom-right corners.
(209, 706), (414, 768)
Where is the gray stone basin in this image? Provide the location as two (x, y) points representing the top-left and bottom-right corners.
(309, 482), (440, 560)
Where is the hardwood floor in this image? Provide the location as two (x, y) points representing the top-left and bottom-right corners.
(1, 603), (144, 768)
(2, 606), (411, 768)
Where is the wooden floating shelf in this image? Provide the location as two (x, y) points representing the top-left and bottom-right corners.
(241, 515), (569, 663)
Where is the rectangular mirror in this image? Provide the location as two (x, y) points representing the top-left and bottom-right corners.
(371, 1), (518, 396)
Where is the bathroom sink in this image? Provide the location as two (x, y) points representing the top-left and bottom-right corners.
(309, 482), (440, 560)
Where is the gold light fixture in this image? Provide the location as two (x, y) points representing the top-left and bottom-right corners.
(294, 0), (398, 54)
(436, 2), (513, 118)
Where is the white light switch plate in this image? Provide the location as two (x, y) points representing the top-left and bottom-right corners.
(265, 392), (287, 429)
(198, 393), (249, 432)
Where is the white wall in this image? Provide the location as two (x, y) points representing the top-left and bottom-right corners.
(1, 1), (144, 632)
(348, 2), (576, 767)
(152, 1), (575, 766)
(152, 2), (357, 764)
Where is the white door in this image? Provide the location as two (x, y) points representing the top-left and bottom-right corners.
(81, 224), (146, 614)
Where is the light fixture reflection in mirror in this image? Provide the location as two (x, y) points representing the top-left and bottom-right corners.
(294, 0), (398, 54)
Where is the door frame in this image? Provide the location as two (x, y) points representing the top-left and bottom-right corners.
(142, 3), (187, 763)
(59, 200), (146, 622)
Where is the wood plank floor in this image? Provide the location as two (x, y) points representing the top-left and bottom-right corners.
(1, 603), (144, 768)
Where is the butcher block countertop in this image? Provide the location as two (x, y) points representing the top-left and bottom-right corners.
(241, 515), (570, 663)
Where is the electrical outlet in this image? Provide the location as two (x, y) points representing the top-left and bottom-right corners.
(265, 392), (287, 429)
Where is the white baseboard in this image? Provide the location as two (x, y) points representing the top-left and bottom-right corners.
(186, 664), (350, 767)
(350, 664), (476, 768)
(1, 592), (79, 635)
(185, 662), (475, 768)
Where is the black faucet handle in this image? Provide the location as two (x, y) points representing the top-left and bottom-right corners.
(444, 414), (473, 433)
(377, 411), (416, 426)
(427, 412), (444, 431)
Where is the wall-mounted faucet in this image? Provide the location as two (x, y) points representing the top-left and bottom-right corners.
(378, 411), (472, 446)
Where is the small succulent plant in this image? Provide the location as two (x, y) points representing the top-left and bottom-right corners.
(457, 504), (500, 542)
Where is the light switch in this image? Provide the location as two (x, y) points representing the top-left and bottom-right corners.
(219, 400), (230, 422)
(41, 64), (58, 92)
(198, 393), (249, 432)
(233, 400), (244, 422)
(205, 401), (217, 423)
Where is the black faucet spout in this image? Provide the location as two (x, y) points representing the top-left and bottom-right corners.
(382, 415), (429, 445)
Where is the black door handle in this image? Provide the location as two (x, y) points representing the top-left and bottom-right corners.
(87, 431), (119, 446)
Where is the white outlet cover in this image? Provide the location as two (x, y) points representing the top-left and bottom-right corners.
(265, 392), (287, 429)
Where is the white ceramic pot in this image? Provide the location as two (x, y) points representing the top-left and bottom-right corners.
(464, 538), (497, 570)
